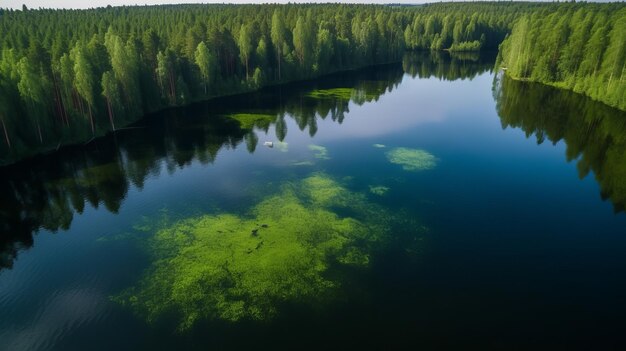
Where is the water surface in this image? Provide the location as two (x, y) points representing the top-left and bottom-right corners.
(1, 51), (626, 350)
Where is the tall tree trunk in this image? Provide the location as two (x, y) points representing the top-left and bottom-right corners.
(277, 49), (281, 80)
(77, 92), (85, 116)
(245, 57), (249, 80)
(37, 120), (43, 143)
(0, 116), (10, 148)
(88, 104), (95, 135)
(169, 72), (176, 103)
(52, 73), (68, 126)
(106, 98), (116, 131)
(606, 56), (624, 91)
(53, 83), (63, 123)
(30, 101), (43, 143)
(60, 88), (70, 127)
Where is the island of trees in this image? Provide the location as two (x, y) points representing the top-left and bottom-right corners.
(0, 2), (624, 164)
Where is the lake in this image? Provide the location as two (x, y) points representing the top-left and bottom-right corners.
(1, 51), (626, 350)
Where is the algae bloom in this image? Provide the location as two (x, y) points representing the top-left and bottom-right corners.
(306, 88), (354, 100)
(115, 174), (389, 330)
(308, 144), (330, 159)
(226, 113), (276, 130)
(386, 147), (437, 171)
(369, 185), (390, 196)
(306, 87), (383, 103)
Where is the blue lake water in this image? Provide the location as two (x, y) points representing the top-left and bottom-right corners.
(1, 52), (626, 350)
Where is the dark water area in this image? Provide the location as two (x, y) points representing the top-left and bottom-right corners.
(1, 51), (626, 350)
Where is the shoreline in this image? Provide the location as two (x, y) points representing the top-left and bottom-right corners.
(501, 72), (626, 113)
(0, 60), (404, 169)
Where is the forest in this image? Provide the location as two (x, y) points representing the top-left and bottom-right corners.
(0, 2), (537, 163)
(0, 2), (624, 165)
(497, 3), (626, 111)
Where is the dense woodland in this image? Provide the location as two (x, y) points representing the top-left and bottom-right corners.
(0, 2), (624, 164)
(497, 3), (626, 111)
(0, 2), (536, 163)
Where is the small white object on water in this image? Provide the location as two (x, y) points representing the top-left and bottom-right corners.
(264, 141), (274, 148)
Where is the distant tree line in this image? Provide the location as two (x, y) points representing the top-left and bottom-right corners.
(497, 3), (626, 110)
(0, 2), (623, 163)
(402, 2), (542, 51)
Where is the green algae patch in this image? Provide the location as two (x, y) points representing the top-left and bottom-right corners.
(302, 174), (351, 207)
(373, 144), (386, 148)
(308, 144), (330, 160)
(306, 87), (383, 102)
(306, 88), (354, 100)
(115, 174), (390, 330)
(226, 113), (276, 130)
(386, 147), (437, 172)
(369, 185), (390, 196)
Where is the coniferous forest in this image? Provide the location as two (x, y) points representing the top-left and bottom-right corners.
(0, 2), (624, 164)
(497, 3), (626, 111)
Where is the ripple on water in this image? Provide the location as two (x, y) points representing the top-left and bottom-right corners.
(0, 286), (107, 351)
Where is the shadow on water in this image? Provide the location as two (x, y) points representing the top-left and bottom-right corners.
(403, 50), (495, 81)
(493, 72), (626, 213)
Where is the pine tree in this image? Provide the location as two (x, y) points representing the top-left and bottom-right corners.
(101, 70), (120, 131)
(195, 41), (215, 96)
(238, 23), (255, 80)
(72, 45), (96, 134)
(271, 10), (286, 80)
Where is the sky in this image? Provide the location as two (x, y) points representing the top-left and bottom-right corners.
(6, 0), (610, 11)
